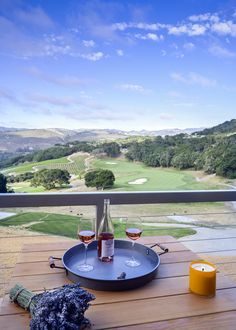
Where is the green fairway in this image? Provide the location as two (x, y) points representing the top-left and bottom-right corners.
(91, 157), (222, 191)
(2, 157), (70, 174)
(0, 212), (196, 239)
(2, 152), (226, 192)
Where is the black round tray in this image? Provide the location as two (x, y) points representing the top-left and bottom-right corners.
(61, 240), (161, 291)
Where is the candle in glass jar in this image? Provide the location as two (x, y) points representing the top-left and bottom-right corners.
(189, 260), (216, 297)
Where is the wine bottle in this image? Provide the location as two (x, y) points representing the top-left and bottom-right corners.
(97, 199), (114, 262)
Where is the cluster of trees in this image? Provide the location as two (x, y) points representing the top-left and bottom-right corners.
(125, 133), (236, 179)
(31, 169), (71, 190)
(84, 169), (115, 190)
(7, 172), (34, 183)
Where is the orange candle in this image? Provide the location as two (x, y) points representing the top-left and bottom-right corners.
(189, 260), (216, 297)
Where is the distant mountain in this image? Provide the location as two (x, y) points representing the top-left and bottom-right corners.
(0, 126), (204, 152)
(196, 119), (236, 136)
(0, 126), (23, 132)
(127, 127), (203, 136)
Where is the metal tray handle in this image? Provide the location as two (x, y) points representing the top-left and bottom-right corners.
(150, 243), (169, 255)
(48, 256), (65, 269)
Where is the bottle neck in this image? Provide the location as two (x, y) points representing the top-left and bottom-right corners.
(99, 199), (114, 234)
(103, 199), (110, 220)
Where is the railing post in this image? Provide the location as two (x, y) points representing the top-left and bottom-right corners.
(96, 201), (103, 237)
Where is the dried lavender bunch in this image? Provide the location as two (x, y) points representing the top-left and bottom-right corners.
(10, 283), (95, 330)
(30, 283), (95, 330)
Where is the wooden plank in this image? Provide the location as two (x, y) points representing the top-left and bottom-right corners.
(10, 260), (191, 286)
(14, 250), (196, 277)
(15, 249), (197, 276)
(85, 288), (236, 329)
(0, 314), (29, 330)
(2, 310), (236, 330)
(8, 273), (71, 292)
(160, 250), (197, 264)
(21, 236), (176, 252)
(22, 240), (77, 252)
(8, 260), (197, 291)
(1, 274), (235, 316)
(17, 241), (189, 263)
(3, 270), (235, 316)
(108, 311), (236, 330)
(7, 262), (188, 292)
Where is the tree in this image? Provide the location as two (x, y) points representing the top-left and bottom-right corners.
(101, 142), (121, 157)
(84, 169), (115, 190)
(31, 169), (70, 190)
(0, 173), (8, 193)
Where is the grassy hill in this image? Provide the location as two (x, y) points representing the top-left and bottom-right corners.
(196, 119), (236, 136)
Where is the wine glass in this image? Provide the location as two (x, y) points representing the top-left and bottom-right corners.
(125, 217), (143, 267)
(77, 218), (95, 272)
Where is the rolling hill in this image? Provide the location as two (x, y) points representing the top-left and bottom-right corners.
(0, 127), (203, 152)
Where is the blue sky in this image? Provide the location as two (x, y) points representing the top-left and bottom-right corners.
(0, 0), (236, 131)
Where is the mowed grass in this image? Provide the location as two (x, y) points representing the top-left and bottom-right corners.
(0, 212), (196, 239)
(11, 182), (46, 193)
(91, 157), (222, 191)
(2, 157), (70, 175)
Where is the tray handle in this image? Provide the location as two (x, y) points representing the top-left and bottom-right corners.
(150, 243), (169, 255)
(48, 256), (65, 269)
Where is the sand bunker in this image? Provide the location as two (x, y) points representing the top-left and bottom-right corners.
(106, 162), (117, 165)
(128, 178), (147, 185)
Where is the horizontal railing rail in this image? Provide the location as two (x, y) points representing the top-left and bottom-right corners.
(0, 190), (236, 233)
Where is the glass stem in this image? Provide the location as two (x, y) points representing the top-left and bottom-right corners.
(132, 241), (135, 261)
(84, 244), (88, 265)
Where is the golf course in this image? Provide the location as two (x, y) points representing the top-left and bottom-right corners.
(0, 152), (234, 239)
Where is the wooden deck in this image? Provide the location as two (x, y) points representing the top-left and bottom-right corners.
(1, 235), (236, 329)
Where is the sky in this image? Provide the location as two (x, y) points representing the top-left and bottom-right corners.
(0, 0), (236, 131)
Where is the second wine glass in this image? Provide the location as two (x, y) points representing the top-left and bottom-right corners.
(125, 217), (143, 267)
(77, 218), (95, 272)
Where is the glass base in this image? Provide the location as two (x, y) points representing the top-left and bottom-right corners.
(77, 263), (94, 272)
(125, 258), (141, 267)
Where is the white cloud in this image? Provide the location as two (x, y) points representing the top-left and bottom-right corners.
(83, 40), (95, 47)
(112, 22), (161, 31)
(116, 49), (124, 56)
(111, 11), (236, 43)
(168, 25), (188, 35)
(189, 13), (219, 23)
(118, 84), (151, 93)
(171, 72), (216, 87)
(211, 21), (236, 36)
(208, 45), (236, 58)
(168, 24), (206, 36)
(80, 52), (104, 61)
(134, 33), (162, 41)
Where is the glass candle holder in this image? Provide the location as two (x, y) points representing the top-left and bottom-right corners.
(189, 260), (216, 297)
